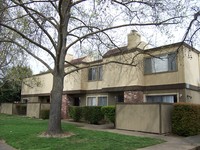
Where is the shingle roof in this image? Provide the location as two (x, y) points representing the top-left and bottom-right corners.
(103, 46), (128, 58)
(69, 56), (86, 64)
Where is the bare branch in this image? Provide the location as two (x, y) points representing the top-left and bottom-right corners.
(65, 17), (181, 51)
(72, 0), (87, 6)
(0, 23), (56, 61)
(1, 40), (53, 73)
(15, 0), (57, 50)
(64, 60), (137, 76)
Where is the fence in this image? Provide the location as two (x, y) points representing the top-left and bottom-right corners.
(27, 103), (50, 118)
(116, 103), (173, 134)
(0, 102), (50, 118)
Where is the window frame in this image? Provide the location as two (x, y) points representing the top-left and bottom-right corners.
(86, 95), (108, 106)
(144, 52), (177, 75)
(145, 94), (178, 103)
(88, 66), (103, 81)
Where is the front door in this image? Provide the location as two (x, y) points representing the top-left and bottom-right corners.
(74, 97), (80, 106)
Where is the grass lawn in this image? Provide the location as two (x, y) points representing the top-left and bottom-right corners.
(0, 114), (164, 150)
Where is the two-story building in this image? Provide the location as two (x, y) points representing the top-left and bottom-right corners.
(21, 30), (200, 106)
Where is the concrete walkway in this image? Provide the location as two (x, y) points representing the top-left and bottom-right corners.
(64, 120), (200, 150)
(1, 120), (200, 150)
(0, 140), (15, 150)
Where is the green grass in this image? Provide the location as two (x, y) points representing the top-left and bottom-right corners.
(0, 114), (164, 150)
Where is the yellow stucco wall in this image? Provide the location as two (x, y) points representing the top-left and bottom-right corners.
(116, 103), (173, 134)
(21, 44), (200, 99)
(21, 73), (53, 95)
(183, 48), (200, 86)
(144, 46), (185, 86)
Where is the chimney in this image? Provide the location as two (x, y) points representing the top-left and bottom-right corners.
(65, 54), (74, 62)
(127, 30), (141, 50)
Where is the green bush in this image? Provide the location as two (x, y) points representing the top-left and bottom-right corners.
(83, 106), (104, 124)
(172, 103), (200, 136)
(101, 106), (115, 124)
(68, 106), (83, 122)
(40, 109), (49, 119)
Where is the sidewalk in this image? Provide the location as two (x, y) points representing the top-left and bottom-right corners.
(64, 120), (200, 150)
(0, 140), (15, 150)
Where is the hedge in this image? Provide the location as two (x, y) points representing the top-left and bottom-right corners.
(69, 106), (83, 122)
(101, 106), (115, 124)
(172, 103), (200, 136)
(40, 109), (50, 119)
(83, 106), (104, 124)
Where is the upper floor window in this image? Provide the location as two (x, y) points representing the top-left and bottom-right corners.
(88, 66), (103, 81)
(144, 52), (177, 74)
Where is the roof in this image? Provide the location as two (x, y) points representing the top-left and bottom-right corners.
(69, 56), (87, 65)
(103, 42), (200, 58)
(103, 46), (128, 57)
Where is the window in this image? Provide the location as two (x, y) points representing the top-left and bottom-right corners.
(144, 53), (176, 74)
(87, 96), (107, 106)
(98, 96), (107, 106)
(87, 97), (97, 106)
(146, 95), (177, 103)
(88, 66), (103, 81)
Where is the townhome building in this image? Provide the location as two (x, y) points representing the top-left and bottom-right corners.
(21, 30), (200, 106)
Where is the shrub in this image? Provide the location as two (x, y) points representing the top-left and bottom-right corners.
(101, 106), (115, 124)
(40, 109), (49, 119)
(68, 106), (83, 122)
(172, 103), (200, 136)
(83, 106), (104, 124)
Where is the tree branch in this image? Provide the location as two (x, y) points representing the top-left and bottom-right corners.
(16, 0), (57, 50)
(1, 40), (53, 73)
(64, 60), (137, 76)
(0, 23), (56, 62)
(65, 17), (180, 51)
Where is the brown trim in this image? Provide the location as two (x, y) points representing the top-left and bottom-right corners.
(103, 86), (144, 92)
(63, 90), (86, 94)
(21, 93), (50, 97)
(144, 83), (186, 91)
(186, 84), (200, 91)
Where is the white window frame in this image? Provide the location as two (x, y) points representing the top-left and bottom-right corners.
(144, 93), (178, 103)
(86, 95), (108, 106)
(144, 52), (177, 74)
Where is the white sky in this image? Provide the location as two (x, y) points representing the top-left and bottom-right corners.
(27, 1), (200, 74)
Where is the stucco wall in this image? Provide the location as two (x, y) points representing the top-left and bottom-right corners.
(21, 73), (53, 95)
(26, 103), (40, 118)
(116, 103), (173, 134)
(183, 48), (200, 86)
(63, 69), (82, 91)
(144, 47), (185, 86)
(102, 53), (144, 88)
(185, 89), (200, 104)
(0, 103), (13, 114)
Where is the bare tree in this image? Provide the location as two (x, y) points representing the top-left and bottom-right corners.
(0, 0), (27, 81)
(0, 0), (199, 135)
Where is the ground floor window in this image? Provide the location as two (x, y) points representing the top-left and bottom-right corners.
(146, 95), (177, 103)
(87, 96), (108, 106)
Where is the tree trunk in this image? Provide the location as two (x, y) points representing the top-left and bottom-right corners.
(47, 73), (64, 134)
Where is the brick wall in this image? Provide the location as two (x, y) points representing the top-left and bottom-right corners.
(61, 95), (69, 119)
(124, 91), (143, 103)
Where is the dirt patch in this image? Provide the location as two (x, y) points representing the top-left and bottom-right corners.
(39, 132), (75, 138)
